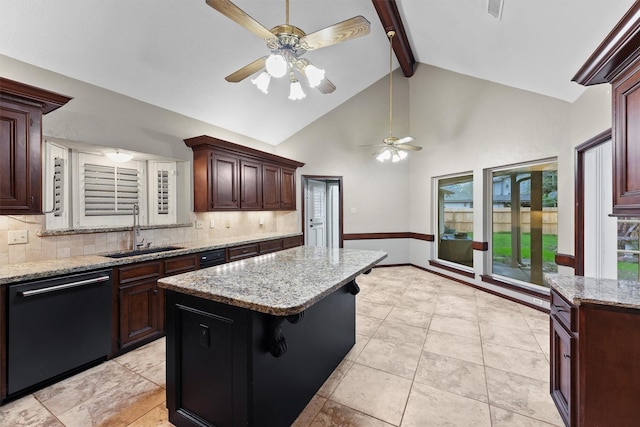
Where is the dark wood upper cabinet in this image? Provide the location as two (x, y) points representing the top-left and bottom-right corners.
(573, 3), (640, 216)
(0, 78), (72, 215)
(240, 159), (262, 209)
(184, 135), (304, 212)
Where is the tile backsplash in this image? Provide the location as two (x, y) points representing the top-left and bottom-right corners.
(0, 211), (299, 266)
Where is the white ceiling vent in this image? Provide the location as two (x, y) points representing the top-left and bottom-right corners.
(488, 0), (504, 20)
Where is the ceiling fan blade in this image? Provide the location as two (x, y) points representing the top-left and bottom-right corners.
(300, 16), (371, 50)
(372, 146), (389, 156)
(395, 136), (415, 144)
(314, 77), (336, 94)
(396, 143), (422, 151)
(225, 56), (267, 82)
(206, 0), (277, 41)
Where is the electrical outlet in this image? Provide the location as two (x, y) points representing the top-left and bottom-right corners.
(351, 207), (357, 214)
(225, 220), (230, 228)
(8, 230), (28, 245)
(195, 221), (203, 229)
(259, 217), (264, 225)
(210, 219), (215, 228)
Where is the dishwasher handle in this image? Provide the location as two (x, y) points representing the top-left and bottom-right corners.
(19, 275), (111, 297)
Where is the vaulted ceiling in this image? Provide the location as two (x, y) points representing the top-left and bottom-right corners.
(0, 0), (635, 145)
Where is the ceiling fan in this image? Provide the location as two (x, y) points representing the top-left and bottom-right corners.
(370, 30), (421, 162)
(206, 0), (371, 99)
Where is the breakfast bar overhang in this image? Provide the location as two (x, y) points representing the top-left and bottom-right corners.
(158, 247), (387, 427)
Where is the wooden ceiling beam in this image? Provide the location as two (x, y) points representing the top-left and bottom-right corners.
(371, 0), (416, 77)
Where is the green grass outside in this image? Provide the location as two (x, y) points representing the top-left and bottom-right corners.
(492, 232), (557, 263)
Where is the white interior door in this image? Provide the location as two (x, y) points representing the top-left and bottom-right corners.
(583, 139), (617, 279)
(306, 179), (327, 247)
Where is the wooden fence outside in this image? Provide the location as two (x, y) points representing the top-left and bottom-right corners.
(444, 207), (558, 235)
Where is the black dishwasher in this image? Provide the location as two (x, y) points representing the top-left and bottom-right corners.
(199, 248), (226, 268)
(7, 269), (112, 396)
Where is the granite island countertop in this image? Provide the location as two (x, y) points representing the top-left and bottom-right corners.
(545, 273), (640, 310)
(157, 246), (387, 316)
(0, 232), (302, 285)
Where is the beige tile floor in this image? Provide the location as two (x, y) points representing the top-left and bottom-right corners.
(0, 266), (563, 426)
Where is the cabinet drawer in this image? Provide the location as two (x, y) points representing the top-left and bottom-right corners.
(259, 239), (282, 254)
(164, 255), (198, 276)
(551, 289), (576, 332)
(228, 244), (259, 261)
(117, 261), (162, 285)
(282, 236), (302, 249)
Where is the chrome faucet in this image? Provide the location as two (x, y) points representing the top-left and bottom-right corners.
(132, 203), (143, 250)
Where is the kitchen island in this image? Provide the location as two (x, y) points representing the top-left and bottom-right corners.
(546, 274), (640, 427)
(158, 246), (387, 427)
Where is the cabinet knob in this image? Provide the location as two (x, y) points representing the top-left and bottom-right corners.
(153, 289), (159, 295)
(563, 353), (570, 359)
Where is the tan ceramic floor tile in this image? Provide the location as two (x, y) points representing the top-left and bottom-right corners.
(0, 394), (63, 427)
(309, 400), (394, 427)
(523, 314), (550, 334)
(414, 351), (488, 403)
(331, 363), (412, 426)
(356, 337), (422, 379)
(485, 367), (563, 426)
(490, 406), (562, 426)
(434, 300), (477, 322)
(127, 404), (173, 427)
(292, 395), (327, 427)
(357, 300), (394, 319)
(428, 314), (480, 339)
(400, 382), (491, 427)
(385, 306), (433, 328)
(534, 333), (551, 361)
(373, 319), (428, 347)
(317, 360), (353, 398)
(479, 323), (543, 353)
(356, 314), (384, 336)
(483, 342), (549, 382)
(115, 337), (165, 375)
(477, 306), (531, 331)
(423, 330), (484, 365)
(344, 334), (370, 362)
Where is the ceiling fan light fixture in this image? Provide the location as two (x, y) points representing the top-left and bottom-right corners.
(376, 148), (392, 162)
(289, 75), (306, 100)
(251, 71), (271, 93)
(305, 64), (325, 87)
(266, 53), (288, 78)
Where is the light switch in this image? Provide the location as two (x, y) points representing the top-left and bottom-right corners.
(196, 221), (203, 229)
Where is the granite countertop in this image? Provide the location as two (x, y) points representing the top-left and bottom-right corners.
(545, 273), (640, 310)
(157, 246), (387, 316)
(0, 232), (302, 285)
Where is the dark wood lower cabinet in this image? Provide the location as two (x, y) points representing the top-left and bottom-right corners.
(550, 289), (640, 426)
(119, 279), (161, 348)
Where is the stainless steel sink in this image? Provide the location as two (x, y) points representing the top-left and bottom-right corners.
(104, 246), (184, 258)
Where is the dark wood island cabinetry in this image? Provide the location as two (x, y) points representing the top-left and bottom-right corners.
(159, 247), (386, 427)
(547, 274), (640, 427)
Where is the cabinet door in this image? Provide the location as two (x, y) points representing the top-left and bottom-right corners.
(211, 152), (239, 209)
(280, 167), (296, 210)
(550, 315), (574, 427)
(119, 280), (162, 348)
(240, 159), (262, 209)
(262, 164), (281, 210)
(613, 64), (640, 215)
(0, 101), (42, 214)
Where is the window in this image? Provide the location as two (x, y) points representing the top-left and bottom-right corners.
(149, 161), (177, 225)
(437, 174), (474, 267)
(490, 160), (558, 287)
(44, 141), (182, 230)
(74, 152), (146, 227)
